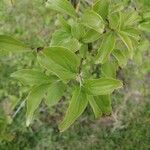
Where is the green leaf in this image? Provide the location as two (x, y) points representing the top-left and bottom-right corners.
(121, 28), (141, 41)
(50, 30), (71, 46)
(142, 11), (150, 20)
(82, 29), (101, 43)
(71, 22), (85, 40)
(95, 95), (112, 115)
(96, 32), (116, 64)
(37, 47), (80, 82)
(118, 31), (134, 59)
(84, 78), (122, 96)
(51, 30), (80, 52)
(0, 35), (30, 53)
(58, 15), (71, 32)
(108, 12), (120, 30)
(88, 95), (102, 118)
(109, 2), (124, 14)
(124, 11), (140, 26)
(46, 0), (77, 17)
(45, 81), (66, 107)
(112, 49), (127, 68)
(59, 38), (80, 52)
(81, 10), (105, 33)
(101, 61), (118, 78)
(59, 87), (88, 132)
(11, 69), (55, 86)
(26, 84), (49, 126)
(93, 0), (109, 19)
(79, 44), (88, 58)
(138, 21), (150, 32)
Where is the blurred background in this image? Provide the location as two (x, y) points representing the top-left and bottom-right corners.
(0, 0), (149, 149)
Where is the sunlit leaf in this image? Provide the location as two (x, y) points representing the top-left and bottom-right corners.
(95, 95), (112, 115)
(59, 87), (88, 132)
(26, 84), (50, 126)
(71, 22), (85, 40)
(101, 61), (118, 78)
(118, 31), (134, 59)
(108, 12), (120, 30)
(81, 10), (105, 33)
(96, 32), (116, 64)
(121, 28), (141, 41)
(88, 95), (102, 118)
(0, 35), (30, 53)
(50, 30), (80, 52)
(45, 81), (66, 107)
(37, 47), (80, 82)
(93, 0), (109, 19)
(11, 69), (55, 86)
(58, 15), (71, 32)
(46, 0), (77, 17)
(82, 29), (101, 43)
(112, 49), (127, 68)
(109, 2), (124, 14)
(138, 21), (150, 32)
(84, 78), (122, 96)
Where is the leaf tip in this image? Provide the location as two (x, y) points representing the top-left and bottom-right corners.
(26, 119), (31, 127)
(58, 124), (65, 133)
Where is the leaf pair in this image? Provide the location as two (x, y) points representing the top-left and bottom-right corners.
(37, 47), (80, 82)
(89, 95), (112, 118)
(92, 60), (118, 117)
(59, 77), (122, 132)
(47, 1), (105, 44)
(26, 80), (66, 126)
(11, 69), (66, 126)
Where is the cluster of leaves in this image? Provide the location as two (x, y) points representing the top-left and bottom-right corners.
(0, 0), (149, 132)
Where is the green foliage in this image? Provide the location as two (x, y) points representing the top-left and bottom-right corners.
(26, 84), (50, 126)
(0, 0), (149, 133)
(96, 32), (116, 64)
(82, 29), (100, 43)
(0, 35), (30, 53)
(84, 78), (122, 96)
(37, 47), (80, 82)
(50, 29), (81, 52)
(45, 81), (66, 107)
(46, 0), (77, 17)
(81, 10), (105, 33)
(11, 69), (55, 86)
(93, 0), (109, 20)
(59, 87), (88, 132)
(88, 95), (102, 118)
(118, 31), (134, 59)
